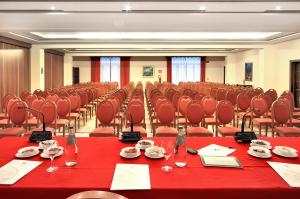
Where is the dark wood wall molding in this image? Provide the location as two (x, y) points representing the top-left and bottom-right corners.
(44, 49), (65, 56)
(44, 51), (64, 89)
(0, 36), (31, 49)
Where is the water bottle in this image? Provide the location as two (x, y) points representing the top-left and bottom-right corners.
(174, 126), (187, 167)
(65, 126), (78, 166)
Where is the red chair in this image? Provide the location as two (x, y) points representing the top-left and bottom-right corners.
(46, 93), (59, 103)
(216, 101), (240, 137)
(26, 98), (45, 130)
(236, 93), (251, 127)
(0, 97), (19, 128)
(202, 96), (218, 132)
(66, 190), (128, 199)
(90, 101), (115, 137)
(216, 88), (227, 101)
(251, 96), (272, 136)
(155, 102), (178, 137)
(271, 99), (300, 137)
(177, 95), (192, 127)
(125, 101), (147, 137)
(0, 94), (15, 119)
(186, 101), (213, 137)
(56, 97), (71, 136)
(20, 90), (30, 101)
(0, 100), (27, 138)
(68, 93), (81, 131)
(25, 94), (38, 108)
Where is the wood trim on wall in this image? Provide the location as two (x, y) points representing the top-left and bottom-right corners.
(0, 36), (31, 49)
(44, 49), (65, 56)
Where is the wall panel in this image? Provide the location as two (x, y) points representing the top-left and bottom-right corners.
(44, 51), (64, 89)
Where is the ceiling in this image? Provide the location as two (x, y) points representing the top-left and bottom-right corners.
(0, 0), (300, 54)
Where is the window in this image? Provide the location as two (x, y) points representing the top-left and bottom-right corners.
(171, 57), (201, 85)
(100, 57), (120, 87)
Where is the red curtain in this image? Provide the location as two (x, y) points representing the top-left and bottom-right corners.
(91, 57), (100, 82)
(167, 57), (172, 83)
(201, 56), (206, 82)
(120, 57), (130, 88)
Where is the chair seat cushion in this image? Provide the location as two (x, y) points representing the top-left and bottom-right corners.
(205, 117), (218, 124)
(186, 127), (213, 137)
(57, 119), (70, 126)
(177, 118), (188, 125)
(70, 112), (80, 118)
(90, 127), (115, 137)
(253, 118), (272, 124)
(293, 112), (300, 118)
(0, 112), (7, 119)
(274, 127), (300, 137)
(292, 118), (300, 125)
(124, 126), (147, 137)
(218, 126), (240, 136)
(0, 119), (8, 125)
(0, 128), (25, 136)
(155, 127), (178, 137)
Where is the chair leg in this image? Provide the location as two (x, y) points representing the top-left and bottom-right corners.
(259, 125), (261, 136)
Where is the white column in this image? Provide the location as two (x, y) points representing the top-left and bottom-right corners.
(30, 45), (44, 92)
(64, 54), (73, 86)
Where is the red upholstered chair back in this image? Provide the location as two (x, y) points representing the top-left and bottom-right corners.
(216, 100), (234, 125)
(25, 94), (38, 108)
(217, 88), (227, 101)
(236, 93), (251, 111)
(265, 89), (278, 103)
(1, 94), (15, 113)
(58, 90), (69, 98)
(172, 92), (181, 109)
(281, 91), (295, 110)
(56, 97), (71, 118)
(33, 89), (43, 98)
(157, 102), (175, 125)
(178, 95), (192, 116)
(46, 94), (59, 103)
(96, 101), (115, 125)
(186, 101), (205, 125)
(126, 102), (145, 124)
(78, 91), (88, 108)
(201, 96), (217, 116)
(69, 94), (81, 112)
(66, 190), (128, 199)
(6, 98), (20, 115)
(31, 98), (45, 117)
(155, 97), (168, 112)
(254, 87), (264, 96)
(108, 97), (120, 114)
(225, 90), (237, 106)
(9, 100), (27, 125)
(251, 96), (268, 117)
(20, 90), (30, 101)
(40, 100), (57, 125)
(259, 93), (273, 110)
(271, 99), (291, 125)
(193, 93), (205, 102)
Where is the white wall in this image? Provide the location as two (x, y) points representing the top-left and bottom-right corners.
(205, 57), (225, 83)
(73, 57), (91, 83)
(130, 56), (167, 86)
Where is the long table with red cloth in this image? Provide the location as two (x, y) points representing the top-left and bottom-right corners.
(0, 137), (300, 199)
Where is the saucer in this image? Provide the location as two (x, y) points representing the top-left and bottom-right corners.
(144, 152), (164, 159)
(15, 146), (39, 158)
(272, 149), (298, 158)
(40, 146), (64, 158)
(120, 151), (141, 159)
(136, 140), (154, 150)
(247, 150), (271, 159)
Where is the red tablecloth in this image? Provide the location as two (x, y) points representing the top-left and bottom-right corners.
(0, 137), (300, 199)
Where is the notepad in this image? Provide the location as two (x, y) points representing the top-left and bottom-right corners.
(198, 144), (236, 157)
(0, 160), (42, 185)
(110, 164), (151, 190)
(267, 161), (300, 187)
(201, 156), (243, 168)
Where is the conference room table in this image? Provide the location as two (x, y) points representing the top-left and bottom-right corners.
(0, 136), (299, 199)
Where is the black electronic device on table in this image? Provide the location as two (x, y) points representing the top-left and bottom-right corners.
(187, 148), (198, 155)
(234, 109), (257, 143)
(120, 114), (141, 143)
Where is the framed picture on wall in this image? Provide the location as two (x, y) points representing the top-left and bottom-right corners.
(245, 62), (253, 81)
(143, 65), (154, 77)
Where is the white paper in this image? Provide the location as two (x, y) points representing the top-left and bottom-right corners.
(202, 156), (241, 168)
(267, 161), (300, 187)
(0, 160), (42, 185)
(110, 164), (151, 190)
(198, 144), (236, 157)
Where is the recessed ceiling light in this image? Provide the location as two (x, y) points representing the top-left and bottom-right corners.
(276, 6), (281, 10)
(200, 6), (206, 11)
(50, 6), (56, 10)
(124, 4), (131, 11)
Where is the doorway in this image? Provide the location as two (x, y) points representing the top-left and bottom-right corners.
(73, 67), (79, 85)
(290, 61), (300, 107)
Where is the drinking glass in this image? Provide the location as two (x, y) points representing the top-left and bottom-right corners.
(46, 145), (61, 172)
(161, 140), (174, 172)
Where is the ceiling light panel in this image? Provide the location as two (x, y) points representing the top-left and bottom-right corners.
(31, 32), (281, 40)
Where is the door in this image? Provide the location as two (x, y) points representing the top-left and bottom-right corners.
(73, 67), (79, 85)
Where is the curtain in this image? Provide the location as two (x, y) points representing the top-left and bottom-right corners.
(91, 57), (100, 82)
(171, 57), (201, 85)
(167, 57), (172, 83)
(201, 56), (206, 82)
(110, 57), (120, 88)
(120, 57), (130, 88)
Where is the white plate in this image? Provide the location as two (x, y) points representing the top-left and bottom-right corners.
(120, 151), (141, 159)
(247, 150), (271, 159)
(136, 140), (154, 150)
(15, 146), (39, 158)
(38, 140), (57, 150)
(272, 149), (298, 158)
(144, 152), (164, 159)
(40, 147), (64, 158)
